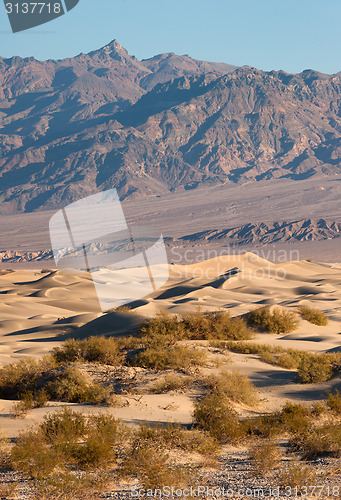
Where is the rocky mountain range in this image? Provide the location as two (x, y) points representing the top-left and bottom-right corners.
(1, 218), (340, 264)
(0, 40), (341, 214)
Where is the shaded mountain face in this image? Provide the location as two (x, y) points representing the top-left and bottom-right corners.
(0, 40), (340, 214)
(179, 219), (341, 246)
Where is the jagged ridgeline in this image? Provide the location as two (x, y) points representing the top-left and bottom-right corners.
(0, 40), (340, 213)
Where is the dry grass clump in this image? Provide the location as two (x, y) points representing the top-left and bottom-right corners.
(150, 374), (193, 393)
(246, 306), (299, 334)
(299, 305), (329, 326)
(52, 337), (124, 365)
(248, 439), (282, 476)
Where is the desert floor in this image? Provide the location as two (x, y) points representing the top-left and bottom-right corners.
(1, 253), (341, 440)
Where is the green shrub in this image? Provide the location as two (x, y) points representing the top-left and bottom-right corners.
(299, 305), (328, 326)
(246, 307), (299, 334)
(182, 310), (253, 341)
(52, 337), (124, 365)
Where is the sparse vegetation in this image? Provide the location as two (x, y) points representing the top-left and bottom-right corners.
(277, 461), (318, 488)
(205, 370), (259, 406)
(299, 305), (329, 326)
(52, 337), (124, 366)
(248, 439), (282, 476)
(327, 390), (341, 413)
(132, 344), (207, 371)
(246, 306), (299, 334)
(226, 341), (341, 383)
(150, 374), (193, 393)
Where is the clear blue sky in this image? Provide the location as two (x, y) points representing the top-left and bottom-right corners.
(0, 0), (340, 74)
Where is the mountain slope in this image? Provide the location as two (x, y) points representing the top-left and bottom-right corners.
(0, 42), (341, 214)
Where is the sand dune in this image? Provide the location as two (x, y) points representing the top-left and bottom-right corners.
(1, 253), (341, 436)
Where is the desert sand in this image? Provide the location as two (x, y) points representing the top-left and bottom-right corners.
(1, 253), (341, 439)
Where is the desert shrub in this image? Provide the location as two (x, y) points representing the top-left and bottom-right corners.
(150, 374), (193, 393)
(11, 390), (48, 418)
(52, 337), (124, 366)
(123, 443), (195, 491)
(205, 371), (258, 406)
(31, 471), (108, 500)
(290, 423), (341, 458)
(139, 312), (185, 347)
(248, 439), (282, 476)
(279, 402), (311, 434)
(182, 310), (253, 341)
(135, 423), (218, 457)
(12, 409), (129, 479)
(246, 307), (299, 334)
(0, 356), (55, 399)
(0, 432), (11, 472)
(327, 390), (341, 413)
(193, 393), (243, 443)
(11, 430), (62, 478)
(299, 305), (328, 326)
(277, 461), (318, 488)
(243, 412), (282, 439)
(132, 345), (207, 370)
(297, 353), (334, 383)
(226, 341), (341, 383)
(45, 366), (109, 404)
(0, 481), (17, 498)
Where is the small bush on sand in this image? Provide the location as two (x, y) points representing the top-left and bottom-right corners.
(277, 461), (318, 488)
(182, 310), (253, 341)
(150, 374), (193, 393)
(205, 371), (258, 406)
(45, 366), (109, 404)
(290, 423), (341, 459)
(297, 353), (334, 384)
(0, 356), (55, 399)
(193, 393), (243, 443)
(123, 443), (195, 491)
(299, 305), (328, 326)
(11, 409), (128, 478)
(248, 439), (282, 476)
(327, 390), (341, 413)
(52, 337), (124, 366)
(135, 423), (219, 457)
(133, 345), (207, 371)
(246, 307), (299, 334)
(11, 390), (48, 418)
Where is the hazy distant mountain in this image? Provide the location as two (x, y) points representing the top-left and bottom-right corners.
(0, 41), (340, 214)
